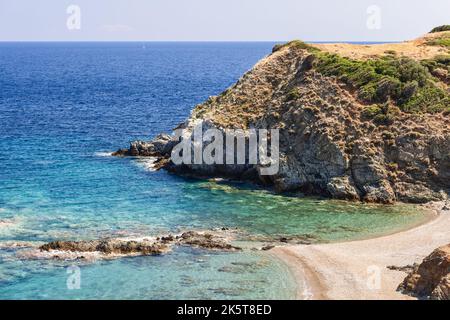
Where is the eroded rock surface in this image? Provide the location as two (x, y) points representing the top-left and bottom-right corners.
(178, 231), (241, 251)
(38, 231), (242, 260)
(398, 244), (450, 300)
(40, 239), (169, 256)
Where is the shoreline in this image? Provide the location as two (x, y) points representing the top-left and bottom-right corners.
(272, 201), (450, 300)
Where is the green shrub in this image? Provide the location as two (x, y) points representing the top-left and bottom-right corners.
(426, 30), (450, 48)
(434, 55), (450, 65)
(430, 25), (450, 33)
(362, 105), (382, 119)
(287, 40), (316, 50)
(358, 84), (378, 103)
(399, 81), (418, 103)
(272, 40), (316, 53)
(362, 103), (400, 125)
(427, 37), (450, 48)
(403, 86), (450, 113)
(373, 113), (394, 125)
(312, 52), (449, 114)
(382, 131), (395, 140)
(421, 55), (450, 76)
(384, 50), (397, 56)
(286, 88), (301, 101)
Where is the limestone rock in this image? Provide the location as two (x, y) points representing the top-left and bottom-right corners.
(326, 177), (360, 200)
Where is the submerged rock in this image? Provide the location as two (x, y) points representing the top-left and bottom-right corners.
(398, 244), (450, 300)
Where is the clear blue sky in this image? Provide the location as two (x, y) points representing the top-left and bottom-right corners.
(0, 0), (448, 41)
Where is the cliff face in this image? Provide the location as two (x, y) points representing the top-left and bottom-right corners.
(399, 244), (450, 300)
(114, 31), (450, 204)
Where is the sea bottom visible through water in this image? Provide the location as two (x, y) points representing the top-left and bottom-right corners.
(0, 159), (430, 300)
(0, 42), (431, 299)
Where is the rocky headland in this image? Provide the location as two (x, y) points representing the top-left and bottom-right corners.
(114, 29), (450, 204)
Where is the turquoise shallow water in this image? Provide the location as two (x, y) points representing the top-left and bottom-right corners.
(0, 42), (428, 299)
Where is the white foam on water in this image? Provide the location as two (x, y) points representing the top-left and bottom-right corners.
(0, 218), (23, 236)
(0, 220), (15, 229)
(134, 157), (159, 172)
(0, 240), (37, 249)
(94, 151), (113, 157)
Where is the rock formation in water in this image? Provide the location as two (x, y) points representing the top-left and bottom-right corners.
(398, 243), (450, 300)
(39, 231), (242, 259)
(114, 29), (450, 204)
(40, 239), (169, 256)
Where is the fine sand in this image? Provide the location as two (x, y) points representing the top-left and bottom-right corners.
(272, 201), (450, 300)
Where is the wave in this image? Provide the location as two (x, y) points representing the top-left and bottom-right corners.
(0, 218), (18, 230)
(0, 240), (38, 249)
(134, 157), (159, 172)
(94, 151), (113, 157)
(33, 160), (56, 166)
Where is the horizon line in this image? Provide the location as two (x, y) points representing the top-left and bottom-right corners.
(0, 40), (401, 44)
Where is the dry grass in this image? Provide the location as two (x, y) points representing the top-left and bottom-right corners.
(311, 32), (450, 61)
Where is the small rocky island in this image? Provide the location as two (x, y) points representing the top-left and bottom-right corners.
(114, 29), (450, 205)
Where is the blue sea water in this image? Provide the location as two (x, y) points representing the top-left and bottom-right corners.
(0, 42), (427, 300)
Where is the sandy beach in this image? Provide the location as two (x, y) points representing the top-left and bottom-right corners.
(272, 201), (450, 300)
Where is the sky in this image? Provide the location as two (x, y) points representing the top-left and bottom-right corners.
(0, 0), (448, 41)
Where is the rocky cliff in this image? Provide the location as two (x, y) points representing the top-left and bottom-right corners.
(114, 29), (450, 204)
(398, 244), (450, 300)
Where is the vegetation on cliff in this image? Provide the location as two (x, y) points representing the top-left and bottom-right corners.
(272, 40), (313, 53)
(273, 30), (450, 118)
(430, 25), (450, 33)
(274, 37), (450, 117)
(311, 52), (449, 114)
(426, 31), (450, 49)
